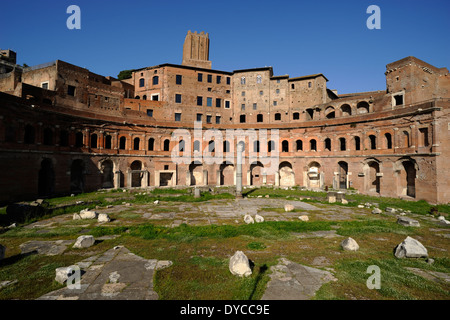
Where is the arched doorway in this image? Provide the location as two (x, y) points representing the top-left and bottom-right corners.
(365, 160), (380, 194)
(130, 160), (142, 187)
(220, 162), (234, 186)
(250, 162), (264, 186)
(70, 159), (85, 194)
(38, 158), (55, 197)
(189, 161), (204, 186)
(307, 161), (321, 189)
(338, 161), (348, 189)
(279, 161), (295, 186)
(100, 160), (114, 189)
(399, 160), (416, 198)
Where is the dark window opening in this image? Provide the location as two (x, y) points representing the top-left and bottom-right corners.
(148, 138), (155, 151)
(75, 132), (83, 148)
(275, 113), (281, 121)
(310, 139), (317, 151)
(67, 85), (76, 96)
(394, 94), (404, 106)
(369, 135), (377, 150)
(354, 136), (361, 150)
(293, 112), (300, 120)
(282, 140), (289, 152)
(324, 138), (331, 151)
(257, 114), (263, 122)
(197, 96), (203, 106)
(296, 140), (303, 151)
(207, 74), (212, 83)
(43, 128), (53, 146)
(240, 115), (246, 123)
(119, 136), (126, 150)
(175, 94), (182, 103)
(175, 113), (181, 121)
(146, 109), (153, 117)
(176, 75), (182, 85)
(139, 78), (145, 87)
(105, 135), (112, 149)
(164, 139), (170, 151)
(198, 73), (203, 82)
(152, 76), (159, 85)
(339, 138), (346, 151)
(133, 138), (140, 150)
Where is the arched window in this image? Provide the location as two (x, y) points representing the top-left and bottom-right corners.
(306, 109), (314, 120)
(133, 137), (140, 150)
(325, 107), (335, 119)
(339, 138), (346, 151)
(139, 78), (145, 87)
(223, 140), (230, 153)
(296, 140), (303, 151)
(282, 140), (289, 152)
(369, 135), (377, 150)
(324, 138), (331, 151)
(268, 140), (275, 153)
(142, 95), (147, 100)
(208, 140), (215, 153)
(194, 140), (200, 152)
(354, 136), (361, 150)
(148, 138), (155, 151)
(90, 133), (98, 148)
(310, 139), (317, 151)
(357, 101), (370, 114)
(60, 130), (69, 147)
(119, 136), (126, 150)
(43, 128), (53, 146)
(403, 131), (410, 147)
(385, 133), (392, 149)
(153, 76), (159, 85)
(179, 139), (185, 152)
(75, 132), (83, 148)
(105, 135), (112, 149)
(163, 139), (170, 151)
(253, 140), (260, 153)
(135, 96), (140, 100)
(340, 104), (352, 116)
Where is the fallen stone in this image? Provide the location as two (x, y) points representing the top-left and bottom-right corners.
(397, 216), (420, 227)
(341, 199), (348, 204)
(73, 213), (81, 220)
(394, 236), (428, 259)
(55, 267), (76, 284)
(357, 205), (365, 208)
(73, 235), (95, 249)
(437, 216), (446, 221)
(399, 212), (406, 216)
(75, 201), (85, 205)
(106, 205), (114, 209)
(20, 240), (73, 256)
(156, 260), (173, 270)
(372, 208), (382, 214)
(194, 188), (201, 198)
(0, 244), (5, 260)
(439, 219), (450, 226)
(265, 195), (270, 198)
(364, 203), (372, 208)
(284, 204), (294, 212)
(79, 209), (97, 219)
(255, 214), (264, 223)
(426, 258), (435, 265)
(153, 200), (159, 205)
(341, 237), (359, 251)
(7, 223), (16, 229)
(385, 207), (397, 213)
(0, 280), (18, 290)
(229, 251), (252, 277)
(97, 213), (111, 223)
(298, 215), (309, 222)
(125, 203), (132, 207)
(244, 214), (255, 224)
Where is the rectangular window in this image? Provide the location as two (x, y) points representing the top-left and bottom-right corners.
(253, 103), (257, 110)
(419, 128), (429, 146)
(242, 91), (245, 97)
(175, 94), (182, 103)
(175, 113), (181, 121)
(197, 96), (203, 106)
(216, 98), (221, 108)
(217, 76), (221, 84)
(225, 100), (230, 109)
(146, 109), (153, 117)
(67, 85), (76, 96)
(394, 94), (404, 106)
(176, 75), (182, 85)
(139, 78), (145, 87)
(276, 89), (280, 94)
(207, 74), (212, 83)
(41, 82), (49, 89)
(216, 116), (221, 124)
(206, 97), (212, 107)
(206, 115), (212, 123)
(198, 73), (203, 82)
(226, 77), (231, 85)
(241, 104), (245, 111)
(273, 101), (277, 106)
(196, 113), (202, 122)
(151, 94), (159, 101)
(259, 91), (263, 96)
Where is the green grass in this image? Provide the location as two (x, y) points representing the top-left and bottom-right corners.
(243, 186), (327, 199)
(336, 219), (416, 237)
(247, 241), (267, 250)
(315, 257), (450, 300)
(151, 188), (190, 195)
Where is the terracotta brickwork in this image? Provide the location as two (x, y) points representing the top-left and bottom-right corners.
(0, 34), (449, 205)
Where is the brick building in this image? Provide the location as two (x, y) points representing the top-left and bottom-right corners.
(0, 31), (449, 204)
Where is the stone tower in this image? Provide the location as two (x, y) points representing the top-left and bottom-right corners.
(182, 31), (212, 69)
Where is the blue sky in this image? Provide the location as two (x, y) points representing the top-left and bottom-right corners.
(1, 0), (449, 94)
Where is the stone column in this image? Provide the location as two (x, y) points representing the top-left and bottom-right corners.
(236, 142), (243, 198)
(114, 171), (121, 189)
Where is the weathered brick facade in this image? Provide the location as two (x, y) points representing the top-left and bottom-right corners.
(0, 32), (449, 204)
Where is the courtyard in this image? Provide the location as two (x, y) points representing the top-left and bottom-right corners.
(0, 186), (449, 300)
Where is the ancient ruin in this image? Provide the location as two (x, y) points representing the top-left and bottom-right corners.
(0, 31), (449, 204)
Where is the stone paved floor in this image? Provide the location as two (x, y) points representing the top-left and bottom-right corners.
(37, 246), (172, 300)
(261, 258), (337, 300)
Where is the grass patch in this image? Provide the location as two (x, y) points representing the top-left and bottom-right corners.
(315, 257), (450, 300)
(247, 241), (267, 250)
(151, 188), (189, 195)
(336, 219), (415, 237)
